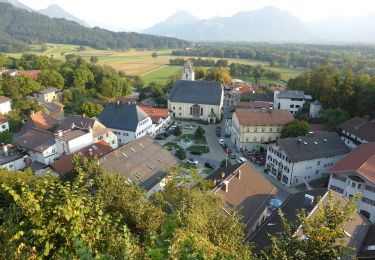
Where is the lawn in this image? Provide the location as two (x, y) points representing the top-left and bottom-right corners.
(141, 65), (181, 85)
(177, 134), (195, 141)
(181, 162), (198, 170)
(188, 145), (210, 154)
(163, 142), (182, 151)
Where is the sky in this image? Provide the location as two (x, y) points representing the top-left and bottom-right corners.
(19, 0), (375, 31)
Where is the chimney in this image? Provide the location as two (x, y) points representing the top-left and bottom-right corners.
(222, 180), (229, 192)
(304, 194), (314, 206)
(88, 148), (93, 156)
(71, 123), (75, 129)
(30, 110), (35, 116)
(117, 100), (120, 106)
(2, 143), (8, 157)
(237, 169), (241, 179)
(221, 172), (225, 179)
(57, 130), (63, 137)
(24, 155), (31, 167)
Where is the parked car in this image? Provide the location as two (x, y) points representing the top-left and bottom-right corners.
(155, 134), (166, 140)
(229, 154), (237, 159)
(224, 133), (231, 138)
(236, 157), (247, 164)
(204, 161), (215, 169)
(190, 150), (202, 155)
(184, 124), (195, 130)
(187, 158), (198, 165)
(198, 119), (209, 125)
(216, 131), (221, 137)
(222, 144), (228, 149)
(216, 126), (221, 131)
(218, 138), (225, 145)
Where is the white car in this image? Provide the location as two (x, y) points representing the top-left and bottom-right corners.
(184, 124), (195, 130)
(218, 138), (225, 145)
(236, 157), (247, 164)
(187, 158), (198, 165)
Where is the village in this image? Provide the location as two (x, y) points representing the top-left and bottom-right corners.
(0, 59), (374, 257)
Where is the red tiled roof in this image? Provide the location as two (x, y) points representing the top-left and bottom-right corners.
(237, 101), (271, 109)
(235, 109), (294, 126)
(139, 105), (169, 121)
(330, 143), (375, 183)
(0, 115), (8, 124)
(23, 111), (59, 132)
(238, 85), (253, 93)
(50, 141), (113, 176)
(18, 70), (42, 80)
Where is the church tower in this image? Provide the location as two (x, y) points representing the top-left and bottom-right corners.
(182, 59), (195, 81)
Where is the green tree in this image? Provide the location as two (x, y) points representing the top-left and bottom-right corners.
(173, 126), (182, 137)
(281, 120), (311, 138)
(38, 69), (65, 89)
(322, 108), (350, 131)
(206, 67), (232, 84)
(262, 192), (358, 259)
(194, 126), (205, 143)
(175, 149), (186, 160)
(77, 102), (104, 118)
(220, 159), (232, 168)
(195, 66), (207, 80)
(0, 131), (13, 144)
(152, 52), (158, 58)
(90, 56), (99, 64)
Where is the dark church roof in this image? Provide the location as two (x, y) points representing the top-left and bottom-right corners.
(168, 80), (223, 106)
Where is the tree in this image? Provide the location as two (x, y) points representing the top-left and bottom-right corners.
(262, 192), (358, 259)
(281, 120), (310, 138)
(194, 126), (205, 143)
(152, 52), (158, 58)
(195, 66), (207, 80)
(175, 149), (186, 160)
(322, 108), (350, 131)
(38, 69), (65, 89)
(77, 102), (103, 118)
(206, 67), (232, 84)
(0, 131), (13, 144)
(220, 159), (232, 168)
(173, 126), (182, 137)
(90, 56), (99, 64)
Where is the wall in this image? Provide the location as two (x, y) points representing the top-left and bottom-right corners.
(168, 101), (223, 123)
(95, 131), (118, 149)
(273, 93), (305, 115)
(0, 122), (9, 132)
(0, 101), (11, 115)
(67, 133), (93, 154)
(135, 117), (153, 139)
(1, 157), (26, 171)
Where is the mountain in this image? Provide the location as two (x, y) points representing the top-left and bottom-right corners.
(38, 4), (88, 26)
(0, 0), (33, 11)
(143, 6), (308, 42)
(0, 2), (190, 52)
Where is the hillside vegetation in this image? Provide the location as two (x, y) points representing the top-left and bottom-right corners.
(0, 2), (189, 52)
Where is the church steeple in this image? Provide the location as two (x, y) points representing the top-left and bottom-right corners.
(182, 59), (195, 81)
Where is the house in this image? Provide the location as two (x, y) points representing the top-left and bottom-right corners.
(139, 105), (171, 135)
(273, 90), (312, 115)
(231, 109), (294, 151)
(0, 115), (9, 132)
(14, 128), (59, 165)
(328, 143), (375, 223)
(339, 117), (375, 149)
(236, 101), (273, 110)
(34, 87), (61, 103)
(0, 68), (19, 76)
(0, 96), (12, 115)
(168, 80), (224, 124)
(265, 132), (350, 187)
(55, 128), (94, 155)
(206, 162), (277, 239)
(181, 59), (195, 81)
(99, 135), (179, 195)
(18, 70), (42, 80)
(0, 144), (28, 171)
(357, 225), (375, 259)
(57, 115), (118, 149)
(41, 101), (65, 120)
(97, 102), (152, 145)
(248, 189), (369, 255)
(240, 92), (274, 104)
(22, 111), (59, 133)
(309, 100), (322, 118)
(49, 141), (113, 176)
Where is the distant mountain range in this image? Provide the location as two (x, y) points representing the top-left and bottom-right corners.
(143, 6), (375, 43)
(38, 4), (88, 26)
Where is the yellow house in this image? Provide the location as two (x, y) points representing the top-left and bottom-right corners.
(168, 80), (224, 124)
(34, 87), (60, 103)
(231, 109), (294, 150)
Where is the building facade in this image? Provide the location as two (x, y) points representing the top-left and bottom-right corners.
(339, 117), (375, 149)
(265, 132), (350, 187)
(273, 90), (311, 115)
(231, 109), (294, 150)
(0, 96), (11, 115)
(309, 100), (322, 118)
(181, 60), (195, 81)
(328, 143), (375, 223)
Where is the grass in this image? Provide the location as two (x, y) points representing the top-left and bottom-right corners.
(163, 142), (182, 151)
(188, 145), (210, 154)
(6, 43), (303, 83)
(177, 134), (195, 142)
(181, 162), (197, 170)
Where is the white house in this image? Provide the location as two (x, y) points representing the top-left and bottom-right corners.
(0, 115), (9, 132)
(273, 90), (311, 115)
(97, 102), (153, 145)
(139, 105), (171, 136)
(309, 100), (322, 119)
(0, 144), (27, 171)
(339, 117), (375, 149)
(328, 143), (375, 223)
(55, 128), (94, 155)
(14, 128), (60, 165)
(265, 132), (350, 187)
(0, 96), (12, 115)
(57, 115), (118, 149)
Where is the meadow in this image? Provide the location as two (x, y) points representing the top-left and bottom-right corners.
(6, 44), (303, 84)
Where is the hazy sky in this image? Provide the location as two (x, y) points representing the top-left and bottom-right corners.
(19, 0), (375, 30)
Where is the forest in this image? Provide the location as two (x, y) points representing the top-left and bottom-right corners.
(0, 2), (189, 52)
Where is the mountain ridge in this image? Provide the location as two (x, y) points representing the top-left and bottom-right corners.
(38, 4), (88, 26)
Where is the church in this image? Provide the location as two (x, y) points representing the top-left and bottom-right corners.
(168, 60), (224, 124)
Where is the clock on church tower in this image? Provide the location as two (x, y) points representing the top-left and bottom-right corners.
(181, 60), (195, 81)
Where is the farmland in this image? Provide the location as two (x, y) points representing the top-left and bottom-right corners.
(6, 43), (303, 84)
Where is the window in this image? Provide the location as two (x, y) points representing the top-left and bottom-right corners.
(268, 137), (272, 141)
(246, 127), (249, 132)
(262, 128), (265, 132)
(179, 107), (181, 110)
(179, 113), (181, 116)
(352, 182), (356, 188)
(1, 125), (5, 129)
(296, 105), (300, 108)
(282, 175), (289, 184)
(365, 185), (375, 193)
(330, 185), (344, 194)
(277, 128), (280, 132)
(190, 107), (192, 115)
(358, 184), (362, 189)
(261, 137), (265, 142)
(246, 137), (249, 142)
(315, 170), (319, 174)
(317, 161), (321, 166)
(200, 107), (203, 116)
(98, 135), (103, 140)
(253, 137), (257, 142)
(362, 197), (375, 206)
(290, 104), (295, 108)
(254, 128), (257, 132)
(173, 106), (175, 110)
(269, 128), (272, 132)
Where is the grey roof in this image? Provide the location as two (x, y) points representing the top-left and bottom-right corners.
(248, 189), (328, 252)
(277, 132), (350, 162)
(241, 92), (274, 102)
(0, 145), (25, 166)
(339, 117), (375, 142)
(97, 103), (149, 132)
(99, 135), (179, 191)
(14, 128), (56, 153)
(37, 87), (60, 94)
(168, 80), (223, 105)
(277, 90), (310, 99)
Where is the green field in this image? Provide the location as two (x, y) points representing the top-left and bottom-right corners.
(5, 43), (303, 83)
